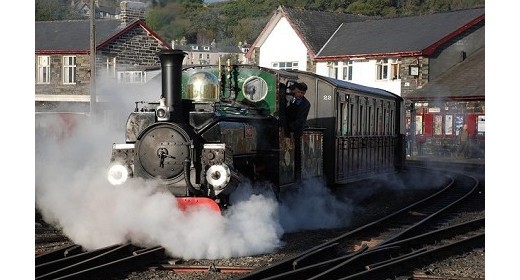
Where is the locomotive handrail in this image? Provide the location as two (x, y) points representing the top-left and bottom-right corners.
(194, 114), (277, 134)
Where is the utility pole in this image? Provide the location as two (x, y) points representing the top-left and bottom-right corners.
(89, 0), (96, 117)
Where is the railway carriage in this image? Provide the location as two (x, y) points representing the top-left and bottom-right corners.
(289, 70), (406, 184)
(106, 49), (405, 211)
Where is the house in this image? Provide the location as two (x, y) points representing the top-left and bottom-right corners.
(172, 39), (250, 66)
(247, 6), (484, 97)
(247, 6), (373, 71)
(35, 1), (171, 114)
(71, 0), (120, 19)
(314, 8), (484, 96)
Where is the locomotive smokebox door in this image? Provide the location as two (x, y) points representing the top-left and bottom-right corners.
(135, 123), (192, 182)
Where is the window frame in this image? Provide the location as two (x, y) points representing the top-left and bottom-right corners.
(62, 56), (77, 84)
(376, 59), (389, 80)
(328, 62), (340, 79)
(390, 59), (401, 80)
(117, 71), (146, 84)
(343, 61), (353, 81)
(376, 58), (401, 81)
(271, 61), (299, 70)
(37, 55), (51, 84)
(106, 57), (117, 78)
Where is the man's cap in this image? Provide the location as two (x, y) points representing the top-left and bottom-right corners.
(294, 82), (307, 92)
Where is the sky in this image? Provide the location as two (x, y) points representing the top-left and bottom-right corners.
(0, 1), (514, 279)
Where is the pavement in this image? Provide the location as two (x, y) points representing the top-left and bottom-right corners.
(406, 154), (485, 166)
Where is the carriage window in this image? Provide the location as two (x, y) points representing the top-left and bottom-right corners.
(350, 103), (356, 135)
(383, 108), (388, 135)
(368, 106), (372, 135)
(341, 103), (349, 135)
(359, 105), (364, 136)
(376, 107), (380, 135)
(390, 109), (395, 133)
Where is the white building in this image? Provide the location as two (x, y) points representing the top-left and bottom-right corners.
(247, 6), (484, 97)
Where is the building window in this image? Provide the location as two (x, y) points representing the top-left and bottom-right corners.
(106, 57), (116, 77)
(328, 62), (340, 79)
(342, 61), (353, 81)
(117, 71), (146, 84)
(203, 46), (210, 51)
(191, 45), (199, 50)
(377, 58), (401, 80)
(63, 56), (76, 84)
(37, 55), (50, 84)
(390, 59), (401, 80)
(376, 59), (389, 80)
(272, 61), (298, 70)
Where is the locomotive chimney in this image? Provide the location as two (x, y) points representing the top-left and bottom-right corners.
(159, 49), (186, 121)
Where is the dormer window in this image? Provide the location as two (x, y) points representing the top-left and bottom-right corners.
(191, 45), (199, 50)
(203, 46), (210, 51)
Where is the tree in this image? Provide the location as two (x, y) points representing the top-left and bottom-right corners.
(36, 0), (70, 21)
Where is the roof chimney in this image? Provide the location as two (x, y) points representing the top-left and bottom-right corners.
(120, 1), (147, 24)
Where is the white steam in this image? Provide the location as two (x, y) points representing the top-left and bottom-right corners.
(35, 77), (354, 260)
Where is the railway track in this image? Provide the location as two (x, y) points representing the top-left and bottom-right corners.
(36, 243), (167, 280)
(234, 167), (484, 280)
(34, 166), (484, 280)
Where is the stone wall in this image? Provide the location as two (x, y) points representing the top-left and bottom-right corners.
(97, 26), (164, 69)
(35, 54), (91, 96)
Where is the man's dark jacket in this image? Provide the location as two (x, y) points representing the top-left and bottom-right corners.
(286, 96), (311, 137)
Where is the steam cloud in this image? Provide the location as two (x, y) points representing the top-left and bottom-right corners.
(35, 76), (354, 259)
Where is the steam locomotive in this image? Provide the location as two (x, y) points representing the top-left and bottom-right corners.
(107, 49), (406, 211)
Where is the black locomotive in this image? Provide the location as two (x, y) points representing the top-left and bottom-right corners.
(107, 49), (406, 211)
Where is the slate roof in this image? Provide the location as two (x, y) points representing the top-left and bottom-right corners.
(35, 19), (169, 53)
(282, 6), (375, 55)
(404, 47), (484, 101)
(317, 8), (484, 59)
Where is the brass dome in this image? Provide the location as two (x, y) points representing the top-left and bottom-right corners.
(186, 71), (219, 101)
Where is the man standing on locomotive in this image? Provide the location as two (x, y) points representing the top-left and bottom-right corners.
(285, 82), (311, 181)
